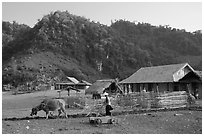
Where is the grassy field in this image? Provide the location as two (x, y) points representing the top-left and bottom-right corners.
(2, 90), (202, 134)
(2, 90), (86, 118)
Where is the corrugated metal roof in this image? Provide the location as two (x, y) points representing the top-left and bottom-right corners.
(67, 77), (79, 84)
(120, 63), (190, 84)
(81, 80), (92, 86)
(55, 82), (74, 85)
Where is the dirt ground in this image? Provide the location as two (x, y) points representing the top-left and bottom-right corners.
(2, 90), (202, 134)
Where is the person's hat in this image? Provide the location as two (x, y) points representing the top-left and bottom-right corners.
(104, 92), (108, 96)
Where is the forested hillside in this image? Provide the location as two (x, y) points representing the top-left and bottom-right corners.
(2, 11), (202, 89)
(2, 21), (31, 47)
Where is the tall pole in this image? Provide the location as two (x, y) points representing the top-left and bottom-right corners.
(67, 87), (70, 96)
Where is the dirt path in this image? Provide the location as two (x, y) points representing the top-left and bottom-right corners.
(2, 110), (202, 134)
(2, 90), (202, 134)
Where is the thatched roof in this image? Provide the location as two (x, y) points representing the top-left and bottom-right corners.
(85, 79), (115, 94)
(120, 63), (195, 84)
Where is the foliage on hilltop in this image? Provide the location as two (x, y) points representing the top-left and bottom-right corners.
(2, 21), (31, 47)
(2, 11), (202, 88)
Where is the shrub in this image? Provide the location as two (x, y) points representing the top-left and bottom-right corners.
(64, 96), (85, 109)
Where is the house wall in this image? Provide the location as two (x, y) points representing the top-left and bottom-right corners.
(54, 84), (75, 90)
(148, 83), (171, 93)
(198, 83), (202, 99)
(135, 83), (165, 93)
(169, 83), (174, 92)
(133, 84), (140, 92)
(122, 83), (139, 93)
(189, 82), (202, 99)
(160, 83), (175, 92)
(75, 85), (88, 90)
(121, 82), (181, 93)
(155, 83), (188, 93)
(55, 84), (64, 90)
(158, 83), (166, 93)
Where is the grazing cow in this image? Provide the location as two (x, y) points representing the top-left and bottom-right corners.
(30, 98), (67, 119)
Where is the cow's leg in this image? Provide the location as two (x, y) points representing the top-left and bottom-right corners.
(50, 111), (54, 117)
(45, 111), (49, 119)
(61, 107), (67, 118)
(58, 109), (62, 117)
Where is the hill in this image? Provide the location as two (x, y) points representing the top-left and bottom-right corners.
(2, 11), (202, 90)
(2, 21), (31, 47)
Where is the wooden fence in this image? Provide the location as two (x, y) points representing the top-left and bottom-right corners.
(115, 91), (195, 109)
(81, 91), (195, 115)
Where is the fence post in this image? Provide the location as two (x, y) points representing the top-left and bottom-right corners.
(57, 90), (61, 98)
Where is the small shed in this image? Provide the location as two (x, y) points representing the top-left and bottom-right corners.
(54, 77), (79, 90)
(54, 76), (92, 90)
(85, 79), (117, 95)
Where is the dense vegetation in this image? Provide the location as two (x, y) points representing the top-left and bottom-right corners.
(2, 11), (202, 88)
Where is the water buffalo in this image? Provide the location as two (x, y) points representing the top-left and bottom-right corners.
(30, 98), (67, 119)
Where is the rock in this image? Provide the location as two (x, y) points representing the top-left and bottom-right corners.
(26, 126), (29, 129)
(174, 113), (183, 116)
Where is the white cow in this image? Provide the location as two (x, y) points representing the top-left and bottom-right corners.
(30, 98), (67, 119)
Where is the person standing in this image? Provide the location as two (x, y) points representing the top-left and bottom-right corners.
(104, 92), (113, 116)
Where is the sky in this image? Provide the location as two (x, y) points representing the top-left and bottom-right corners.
(2, 2), (202, 32)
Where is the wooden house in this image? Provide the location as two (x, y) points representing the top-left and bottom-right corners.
(55, 76), (91, 90)
(119, 63), (202, 99)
